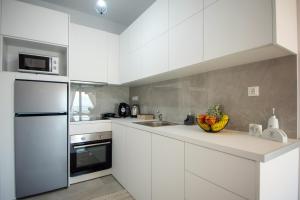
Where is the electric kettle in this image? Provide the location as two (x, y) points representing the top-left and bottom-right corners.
(131, 104), (140, 118)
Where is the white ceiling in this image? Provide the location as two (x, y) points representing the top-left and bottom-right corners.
(39, 0), (155, 26)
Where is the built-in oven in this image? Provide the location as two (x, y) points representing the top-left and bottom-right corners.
(70, 132), (112, 177)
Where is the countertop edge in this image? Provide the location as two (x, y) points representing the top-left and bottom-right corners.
(111, 120), (300, 163)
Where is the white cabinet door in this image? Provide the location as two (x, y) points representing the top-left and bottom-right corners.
(107, 33), (120, 84)
(120, 50), (143, 83)
(185, 172), (245, 200)
(185, 143), (256, 200)
(142, 32), (169, 78)
(69, 23), (108, 83)
(204, 0), (273, 60)
(1, 0), (69, 46)
(169, 0), (204, 28)
(112, 123), (127, 187)
(169, 11), (204, 71)
(126, 127), (151, 200)
(142, 0), (168, 44)
(204, 0), (218, 8)
(0, 72), (16, 200)
(152, 134), (184, 200)
(128, 18), (144, 53)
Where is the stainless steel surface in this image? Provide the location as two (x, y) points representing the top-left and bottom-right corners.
(134, 121), (178, 127)
(158, 113), (163, 121)
(71, 132), (112, 144)
(131, 104), (140, 116)
(73, 142), (111, 149)
(15, 115), (68, 198)
(15, 80), (68, 114)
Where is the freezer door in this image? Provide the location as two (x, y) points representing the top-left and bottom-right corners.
(15, 80), (68, 114)
(15, 115), (68, 198)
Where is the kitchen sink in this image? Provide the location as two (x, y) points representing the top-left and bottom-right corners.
(134, 121), (178, 127)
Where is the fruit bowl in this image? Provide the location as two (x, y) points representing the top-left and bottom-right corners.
(196, 114), (229, 133)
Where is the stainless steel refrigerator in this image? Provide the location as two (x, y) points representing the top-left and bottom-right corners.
(14, 80), (68, 199)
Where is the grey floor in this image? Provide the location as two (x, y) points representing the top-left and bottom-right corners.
(24, 175), (134, 200)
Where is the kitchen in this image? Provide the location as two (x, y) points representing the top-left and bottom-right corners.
(0, 0), (299, 200)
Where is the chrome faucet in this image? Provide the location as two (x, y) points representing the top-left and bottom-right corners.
(156, 109), (163, 121)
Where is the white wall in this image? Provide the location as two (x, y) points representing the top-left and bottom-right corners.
(297, 0), (300, 199)
(19, 0), (126, 34)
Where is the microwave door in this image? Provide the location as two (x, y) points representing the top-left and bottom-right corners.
(19, 54), (50, 72)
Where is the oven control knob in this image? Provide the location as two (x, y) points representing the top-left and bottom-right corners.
(81, 136), (86, 141)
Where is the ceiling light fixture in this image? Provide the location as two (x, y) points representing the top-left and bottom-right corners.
(96, 0), (107, 15)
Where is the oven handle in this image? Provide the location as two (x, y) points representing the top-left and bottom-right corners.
(74, 142), (111, 149)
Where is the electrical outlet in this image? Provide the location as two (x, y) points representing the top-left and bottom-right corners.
(248, 86), (259, 96)
(132, 96), (139, 101)
(249, 124), (262, 136)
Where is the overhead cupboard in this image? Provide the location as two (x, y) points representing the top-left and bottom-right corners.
(0, 0), (69, 76)
(1, 0), (69, 46)
(119, 0), (298, 84)
(69, 23), (120, 84)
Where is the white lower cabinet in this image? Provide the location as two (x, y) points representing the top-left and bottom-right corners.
(112, 123), (127, 187)
(112, 124), (298, 200)
(112, 124), (151, 200)
(126, 128), (151, 200)
(185, 172), (245, 200)
(151, 134), (185, 200)
(185, 143), (256, 200)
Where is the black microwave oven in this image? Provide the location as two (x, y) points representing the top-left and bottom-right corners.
(18, 53), (59, 74)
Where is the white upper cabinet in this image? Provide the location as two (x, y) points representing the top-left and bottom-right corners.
(273, 0), (298, 53)
(142, 32), (169, 77)
(127, 18), (144, 53)
(107, 33), (120, 84)
(142, 0), (169, 44)
(119, 0), (297, 84)
(1, 0), (69, 46)
(69, 23), (107, 83)
(204, 0), (273, 60)
(169, 0), (204, 28)
(169, 11), (204, 70)
(204, 0), (218, 8)
(119, 50), (143, 83)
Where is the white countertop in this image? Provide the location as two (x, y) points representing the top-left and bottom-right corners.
(70, 119), (112, 125)
(111, 118), (300, 162)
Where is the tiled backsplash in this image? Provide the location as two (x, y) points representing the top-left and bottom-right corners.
(130, 55), (297, 138)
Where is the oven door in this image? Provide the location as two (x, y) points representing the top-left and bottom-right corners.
(19, 54), (51, 73)
(70, 139), (112, 177)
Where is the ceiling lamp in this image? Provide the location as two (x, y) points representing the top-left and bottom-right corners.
(96, 0), (107, 15)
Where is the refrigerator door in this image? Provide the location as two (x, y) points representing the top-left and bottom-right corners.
(15, 80), (68, 114)
(15, 115), (68, 198)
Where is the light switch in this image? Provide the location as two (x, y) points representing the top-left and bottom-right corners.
(248, 86), (259, 96)
(132, 96), (139, 101)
